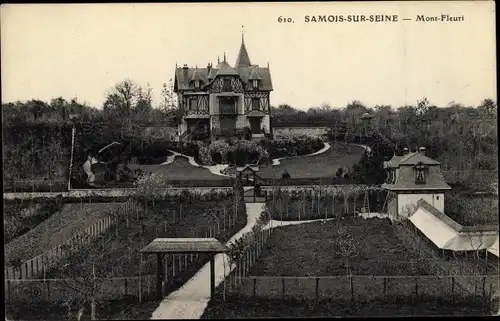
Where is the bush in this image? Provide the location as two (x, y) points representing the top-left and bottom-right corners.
(259, 137), (324, 159)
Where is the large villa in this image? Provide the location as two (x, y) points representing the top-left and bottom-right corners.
(174, 34), (273, 140)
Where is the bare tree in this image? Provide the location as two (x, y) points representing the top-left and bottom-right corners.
(336, 226), (359, 275)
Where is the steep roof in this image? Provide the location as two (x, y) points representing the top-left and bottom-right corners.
(409, 199), (499, 251)
(174, 36), (273, 91)
(190, 67), (203, 81)
(399, 152), (441, 166)
(174, 66), (273, 91)
(216, 60), (238, 76)
(249, 66), (262, 80)
(141, 238), (229, 254)
(388, 164), (451, 190)
(388, 152), (440, 167)
(235, 36), (252, 67)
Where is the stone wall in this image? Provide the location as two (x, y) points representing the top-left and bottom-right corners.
(143, 126), (178, 140)
(273, 126), (329, 139)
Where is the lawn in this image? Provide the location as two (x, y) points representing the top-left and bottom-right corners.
(257, 143), (365, 179)
(127, 156), (227, 181)
(224, 142), (365, 179)
(4, 202), (124, 266)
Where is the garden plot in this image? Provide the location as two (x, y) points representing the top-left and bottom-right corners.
(247, 218), (430, 277)
(3, 198), (64, 244)
(4, 202), (124, 265)
(5, 197), (248, 321)
(202, 217), (497, 318)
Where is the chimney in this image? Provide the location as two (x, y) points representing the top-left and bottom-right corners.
(418, 147), (426, 155)
(207, 63), (212, 78)
(403, 147), (409, 155)
(182, 64), (189, 83)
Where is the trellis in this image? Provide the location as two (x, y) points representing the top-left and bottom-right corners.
(263, 185), (384, 221)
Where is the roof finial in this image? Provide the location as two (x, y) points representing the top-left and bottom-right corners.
(267, 61), (269, 68)
(217, 55), (220, 63)
(224, 51), (226, 62)
(241, 25), (245, 43)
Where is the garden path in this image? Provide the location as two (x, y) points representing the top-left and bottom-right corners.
(161, 150), (230, 177)
(272, 142), (331, 166)
(150, 202), (265, 319)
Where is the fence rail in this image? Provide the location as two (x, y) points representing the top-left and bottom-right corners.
(4, 199), (141, 281)
(225, 274), (498, 302)
(3, 180), (67, 193)
(4, 274), (157, 303)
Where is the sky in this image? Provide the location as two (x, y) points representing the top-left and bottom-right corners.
(1, 1), (496, 110)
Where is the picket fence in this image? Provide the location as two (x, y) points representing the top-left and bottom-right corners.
(4, 199), (140, 280)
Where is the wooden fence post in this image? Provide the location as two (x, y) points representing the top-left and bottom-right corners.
(383, 277), (387, 299)
(253, 277), (257, 297)
(282, 278), (285, 299)
(315, 277), (319, 299)
(350, 276), (355, 302)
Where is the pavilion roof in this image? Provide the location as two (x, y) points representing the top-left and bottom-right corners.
(140, 238), (229, 254)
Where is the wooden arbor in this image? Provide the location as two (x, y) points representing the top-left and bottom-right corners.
(140, 238), (229, 300)
(237, 165), (259, 185)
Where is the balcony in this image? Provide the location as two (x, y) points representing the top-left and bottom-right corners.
(219, 105), (237, 115)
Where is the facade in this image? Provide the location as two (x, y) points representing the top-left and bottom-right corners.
(382, 147), (451, 218)
(174, 35), (273, 140)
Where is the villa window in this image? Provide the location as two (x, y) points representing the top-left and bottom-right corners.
(252, 98), (260, 111)
(415, 162), (426, 184)
(223, 79), (232, 92)
(194, 80), (200, 89)
(252, 79), (259, 89)
(189, 98), (197, 111)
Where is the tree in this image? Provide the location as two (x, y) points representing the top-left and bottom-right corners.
(335, 227), (358, 275)
(103, 79), (141, 119)
(57, 232), (117, 320)
(134, 172), (168, 209)
(159, 79), (178, 113)
(135, 83), (153, 122)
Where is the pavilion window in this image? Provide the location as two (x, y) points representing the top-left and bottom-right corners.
(415, 163), (426, 184)
(252, 79), (259, 89)
(252, 98), (260, 111)
(194, 80), (200, 89)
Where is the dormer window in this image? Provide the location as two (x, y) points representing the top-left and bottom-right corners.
(252, 79), (259, 89)
(415, 162), (426, 184)
(194, 80), (200, 89)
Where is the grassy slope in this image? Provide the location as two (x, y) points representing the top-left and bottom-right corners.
(4, 203), (124, 265)
(3, 199), (64, 244)
(257, 143), (365, 179)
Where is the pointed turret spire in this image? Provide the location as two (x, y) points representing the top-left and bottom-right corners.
(235, 27), (251, 67)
